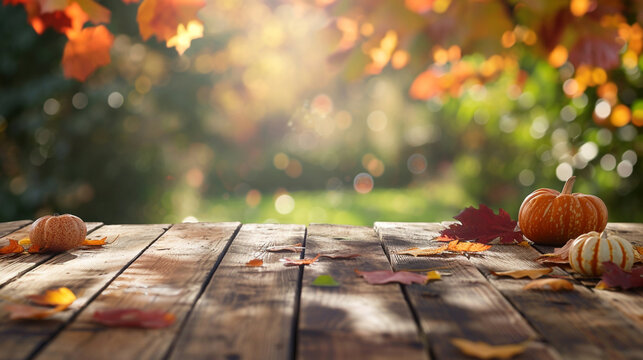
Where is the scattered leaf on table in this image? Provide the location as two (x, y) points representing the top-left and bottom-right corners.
(598, 262), (643, 290)
(0, 239), (25, 254)
(451, 338), (529, 359)
(395, 245), (448, 256)
(28, 244), (42, 253)
(82, 237), (107, 246)
(635, 247), (642, 263)
(92, 308), (176, 328)
(266, 243), (303, 252)
(4, 304), (69, 320)
(312, 275), (340, 287)
(245, 259), (263, 267)
(280, 254), (321, 266)
(319, 253), (360, 259)
(535, 239), (574, 265)
(27, 287), (76, 307)
(426, 270), (441, 282)
(355, 269), (428, 285)
(18, 238), (31, 246)
(492, 268), (553, 280)
(447, 240), (491, 253)
(439, 204), (523, 244)
(517, 240), (531, 247)
(523, 278), (574, 291)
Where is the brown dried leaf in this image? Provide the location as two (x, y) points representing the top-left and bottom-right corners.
(447, 240), (491, 253)
(245, 259), (263, 267)
(280, 254), (321, 266)
(395, 245), (448, 257)
(523, 278), (574, 291)
(451, 338), (529, 359)
(492, 268), (553, 280)
(319, 253), (360, 259)
(355, 269), (428, 285)
(92, 308), (175, 328)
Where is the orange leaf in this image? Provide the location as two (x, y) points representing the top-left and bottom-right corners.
(0, 239), (25, 254)
(28, 244), (42, 253)
(137, 0), (206, 42)
(451, 338), (529, 359)
(92, 308), (175, 328)
(62, 25), (114, 81)
(27, 287), (76, 307)
(523, 278), (574, 291)
(4, 303), (69, 320)
(245, 259), (263, 267)
(395, 245), (448, 257)
(517, 240), (531, 247)
(447, 240), (491, 253)
(82, 237), (107, 246)
(280, 254), (321, 266)
(492, 268), (553, 280)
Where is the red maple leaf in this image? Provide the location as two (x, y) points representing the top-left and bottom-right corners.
(439, 204), (523, 244)
(599, 262), (643, 290)
(92, 308), (176, 328)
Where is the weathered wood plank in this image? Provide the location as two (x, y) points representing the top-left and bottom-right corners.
(0, 224), (169, 360)
(0, 220), (32, 237)
(167, 224), (305, 360)
(0, 222), (103, 288)
(299, 224), (426, 360)
(35, 222), (240, 360)
(380, 222), (643, 360)
(375, 222), (557, 360)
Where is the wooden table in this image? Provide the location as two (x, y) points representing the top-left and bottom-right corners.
(0, 220), (641, 360)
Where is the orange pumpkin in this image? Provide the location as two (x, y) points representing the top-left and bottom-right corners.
(569, 231), (634, 276)
(29, 214), (87, 252)
(518, 176), (607, 245)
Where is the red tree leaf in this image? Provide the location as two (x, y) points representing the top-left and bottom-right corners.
(0, 239), (25, 254)
(355, 269), (427, 285)
(599, 262), (643, 290)
(439, 204), (523, 244)
(92, 308), (176, 328)
(568, 35), (622, 70)
(62, 25), (114, 81)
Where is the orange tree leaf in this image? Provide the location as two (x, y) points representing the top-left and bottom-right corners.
(92, 308), (176, 328)
(137, 0), (206, 42)
(0, 239), (25, 254)
(280, 254), (321, 266)
(266, 243), (303, 252)
(245, 258), (263, 267)
(355, 269), (428, 285)
(492, 268), (553, 280)
(82, 237), (107, 246)
(395, 245), (448, 257)
(534, 239), (575, 265)
(28, 244), (42, 253)
(523, 278), (574, 291)
(599, 262), (643, 290)
(447, 240), (492, 253)
(62, 25), (114, 81)
(27, 287), (76, 306)
(439, 204), (523, 244)
(4, 303), (69, 320)
(451, 338), (529, 359)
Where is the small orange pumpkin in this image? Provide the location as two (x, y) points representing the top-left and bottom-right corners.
(29, 214), (87, 252)
(518, 176), (607, 245)
(569, 231), (634, 276)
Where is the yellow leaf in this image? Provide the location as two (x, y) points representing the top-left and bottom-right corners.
(523, 278), (574, 291)
(517, 240), (531, 247)
(18, 238), (31, 246)
(166, 20), (204, 55)
(395, 245), (448, 257)
(451, 338), (529, 359)
(447, 240), (491, 252)
(492, 268), (552, 280)
(425, 270), (442, 283)
(27, 287), (77, 307)
(83, 237), (107, 246)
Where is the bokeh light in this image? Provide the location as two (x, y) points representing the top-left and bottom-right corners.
(353, 173), (374, 194)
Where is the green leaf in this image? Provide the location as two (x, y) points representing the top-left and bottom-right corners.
(312, 275), (340, 287)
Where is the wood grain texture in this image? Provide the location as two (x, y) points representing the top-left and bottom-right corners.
(375, 222), (557, 360)
(0, 222), (103, 288)
(298, 224), (426, 360)
(0, 220), (32, 237)
(167, 224), (305, 360)
(0, 224), (169, 360)
(35, 222), (240, 360)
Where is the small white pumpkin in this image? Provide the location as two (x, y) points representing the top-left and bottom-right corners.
(569, 231), (634, 276)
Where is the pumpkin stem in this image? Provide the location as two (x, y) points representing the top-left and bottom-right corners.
(561, 176), (576, 195)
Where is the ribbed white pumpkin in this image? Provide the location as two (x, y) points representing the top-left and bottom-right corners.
(569, 231), (634, 276)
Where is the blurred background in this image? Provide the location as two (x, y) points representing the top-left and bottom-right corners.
(1, 0), (641, 225)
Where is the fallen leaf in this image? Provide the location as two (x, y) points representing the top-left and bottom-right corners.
(62, 25), (114, 81)
(447, 240), (492, 253)
(18, 238), (31, 246)
(635, 247), (642, 263)
(425, 270), (441, 282)
(92, 308), (175, 328)
(0, 239), (25, 254)
(517, 240), (531, 247)
(4, 304), (69, 320)
(535, 239), (575, 265)
(27, 287), (76, 307)
(280, 254), (321, 266)
(82, 237), (107, 246)
(439, 204), (523, 244)
(28, 244), (42, 253)
(395, 245), (448, 257)
(451, 338), (529, 359)
(492, 268), (553, 280)
(245, 259), (263, 267)
(598, 262), (643, 290)
(319, 253), (360, 259)
(266, 243), (303, 252)
(312, 275), (340, 287)
(355, 269), (428, 285)
(523, 278), (574, 291)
